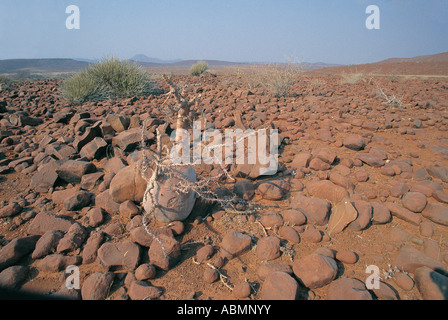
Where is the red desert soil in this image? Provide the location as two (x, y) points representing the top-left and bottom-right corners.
(0, 60), (448, 300)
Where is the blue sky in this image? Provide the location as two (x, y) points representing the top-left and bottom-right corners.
(0, 0), (447, 65)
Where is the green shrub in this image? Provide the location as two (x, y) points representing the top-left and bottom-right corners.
(61, 57), (159, 105)
(189, 61), (208, 76)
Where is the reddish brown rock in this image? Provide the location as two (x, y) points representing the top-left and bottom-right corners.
(135, 264), (157, 281)
(233, 179), (255, 201)
(290, 194), (331, 226)
(220, 230), (252, 260)
(260, 271), (300, 300)
(327, 278), (372, 300)
(32, 230), (64, 259)
(37, 254), (82, 272)
(196, 244), (214, 263)
(401, 192), (427, 213)
(306, 180), (350, 204)
(392, 245), (446, 274)
(414, 266), (448, 300)
(109, 163), (147, 203)
(256, 236), (281, 261)
(282, 209), (307, 226)
(386, 202), (422, 225)
(421, 203), (448, 226)
(128, 280), (162, 300)
(97, 241), (141, 271)
(292, 254), (338, 289)
(148, 234), (181, 271)
(81, 272), (115, 300)
(343, 135), (366, 151)
(0, 236), (40, 272)
(0, 202), (23, 218)
(27, 211), (73, 236)
(56, 223), (88, 254)
(82, 231), (106, 264)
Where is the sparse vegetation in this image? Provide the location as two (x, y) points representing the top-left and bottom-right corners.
(237, 61), (302, 97)
(189, 61), (209, 76)
(61, 57), (159, 105)
(340, 72), (365, 85)
(0, 75), (13, 92)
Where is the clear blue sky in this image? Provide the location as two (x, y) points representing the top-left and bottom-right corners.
(0, 0), (447, 65)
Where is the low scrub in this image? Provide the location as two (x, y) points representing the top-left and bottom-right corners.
(61, 57), (159, 105)
(189, 61), (208, 76)
(238, 62), (302, 97)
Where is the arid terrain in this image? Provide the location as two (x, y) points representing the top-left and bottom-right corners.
(1, 54), (448, 301)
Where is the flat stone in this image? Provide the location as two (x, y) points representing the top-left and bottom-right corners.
(414, 266), (448, 300)
(0, 236), (40, 272)
(37, 254), (82, 272)
(292, 254), (338, 289)
(220, 230), (252, 260)
(27, 211), (73, 236)
(97, 241), (141, 271)
(327, 278), (373, 300)
(386, 202), (422, 225)
(290, 194), (331, 226)
(260, 271), (300, 300)
(421, 203), (448, 226)
(81, 272), (115, 300)
(392, 245), (446, 274)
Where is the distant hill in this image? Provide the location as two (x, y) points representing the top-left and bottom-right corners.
(379, 52), (448, 64)
(308, 51), (448, 76)
(131, 54), (182, 64)
(0, 58), (89, 74)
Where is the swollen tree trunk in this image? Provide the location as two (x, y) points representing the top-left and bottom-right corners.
(142, 76), (198, 223)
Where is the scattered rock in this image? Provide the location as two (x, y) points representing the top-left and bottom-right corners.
(128, 280), (163, 300)
(0, 265), (29, 289)
(306, 180), (350, 204)
(386, 202), (422, 226)
(290, 194), (331, 226)
(327, 278), (372, 300)
(292, 254), (338, 289)
(0, 236), (40, 272)
(109, 163), (147, 203)
(220, 230), (252, 260)
(32, 230), (64, 259)
(256, 236), (281, 261)
(81, 272), (115, 300)
(148, 234), (181, 271)
(343, 135), (366, 151)
(27, 211), (73, 236)
(414, 266), (448, 300)
(260, 271), (300, 300)
(37, 254), (82, 272)
(97, 241), (141, 271)
(401, 192), (427, 213)
(421, 203), (448, 226)
(392, 245), (446, 274)
(256, 179), (290, 200)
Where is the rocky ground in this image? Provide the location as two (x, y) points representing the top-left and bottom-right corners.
(0, 69), (448, 300)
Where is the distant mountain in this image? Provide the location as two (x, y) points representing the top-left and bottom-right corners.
(308, 51), (448, 76)
(130, 54), (182, 64)
(0, 58), (89, 74)
(379, 51), (448, 64)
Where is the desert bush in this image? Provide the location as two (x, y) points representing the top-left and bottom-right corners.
(0, 75), (13, 91)
(189, 61), (208, 76)
(340, 72), (366, 85)
(237, 61), (302, 97)
(258, 63), (302, 97)
(61, 57), (159, 105)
